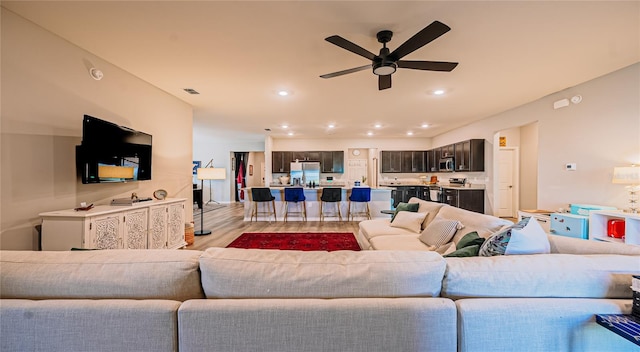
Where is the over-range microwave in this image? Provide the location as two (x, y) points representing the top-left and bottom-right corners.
(439, 157), (455, 172)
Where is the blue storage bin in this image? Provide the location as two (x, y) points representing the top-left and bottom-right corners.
(550, 213), (589, 239)
(569, 204), (616, 216)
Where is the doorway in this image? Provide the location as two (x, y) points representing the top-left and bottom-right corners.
(232, 152), (265, 202)
(496, 147), (518, 218)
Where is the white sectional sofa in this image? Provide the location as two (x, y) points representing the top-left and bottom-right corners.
(1, 217), (639, 351)
(357, 197), (513, 251)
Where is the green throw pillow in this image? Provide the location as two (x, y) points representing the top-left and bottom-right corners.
(456, 231), (485, 249)
(391, 202), (420, 222)
(444, 244), (481, 257)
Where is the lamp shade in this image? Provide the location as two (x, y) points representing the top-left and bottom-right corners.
(98, 165), (134, 179)
(197, 167), (226, 180)
(612, 166), (640, 184)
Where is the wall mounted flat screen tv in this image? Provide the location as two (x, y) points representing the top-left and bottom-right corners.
(76, 115), (152, 184)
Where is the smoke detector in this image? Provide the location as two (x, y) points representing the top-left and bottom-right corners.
(89, 68), (103, 81)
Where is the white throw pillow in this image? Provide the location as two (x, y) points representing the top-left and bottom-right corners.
(419, 219), (464, 248)
(389, 211), (428, 233)
(479, 217), (550, 256)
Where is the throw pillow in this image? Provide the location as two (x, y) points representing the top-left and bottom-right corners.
(391, 202), (420, 222)
(456, 231), (485, 249)
(478, 217), (550, 256)
(389, 211), (428, 234)
(419, 219), (464, 248)
(444, 244), (481, 257)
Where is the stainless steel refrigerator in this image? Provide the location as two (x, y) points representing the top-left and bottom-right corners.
(290, 162), (320, 186)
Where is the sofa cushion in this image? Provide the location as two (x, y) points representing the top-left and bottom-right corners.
(435, 206), (513, 244)
(419, 219), (463, 247)
(199, 248), (446, 298)
(390, 211), (428, 233)
(442, 254), (640, 299)
(391, 202), (419, 221)
(1, 299), (181, 352)
(548, 234), (640, 255)
(359, 218), (413, 242)
(408, 197), (447, 229)
(0, 250), (205, 301)
(370, 234), (433, 251)
(479, 217), (550, 256)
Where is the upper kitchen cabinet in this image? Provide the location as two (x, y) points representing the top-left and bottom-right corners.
(381, 151), (402, 173)
(272, 151), (293, 173)
(454, 139), (485, 172)
(321, 151), (344, 173)
(401, 151), (427, 173)
(292, 151), (321, 162)
(427, 149), (439, 172)
(440, 144), (455, 158)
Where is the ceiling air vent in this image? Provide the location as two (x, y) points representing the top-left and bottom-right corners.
(183, 88), (200, 95)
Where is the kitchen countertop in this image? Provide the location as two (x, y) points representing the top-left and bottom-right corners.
(379, 183), (485, 190)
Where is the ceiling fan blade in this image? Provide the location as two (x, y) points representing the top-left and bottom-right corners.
(320, 65), (370, 79)
(378, 75), (392, 90)
(397, 60), (458, 72)
(325, 35), (377, 61)
(389, 21), (451, 60)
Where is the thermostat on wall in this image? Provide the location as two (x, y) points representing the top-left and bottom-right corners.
(565, 163), (577, 171)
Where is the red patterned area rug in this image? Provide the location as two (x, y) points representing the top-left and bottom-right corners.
(226, 232), (361, 252)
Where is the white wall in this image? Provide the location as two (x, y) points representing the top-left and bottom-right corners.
(519, 122), (539, 209)
(1, 9), (193, 250)
(433, 63), (640, 212)
(192, 123), (265, 203)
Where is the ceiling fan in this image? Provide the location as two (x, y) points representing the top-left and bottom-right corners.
(320, 20), (458, 90)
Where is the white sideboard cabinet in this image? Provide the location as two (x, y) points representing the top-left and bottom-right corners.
(40, 198), (186, 251)
(588, 210), (639, 246)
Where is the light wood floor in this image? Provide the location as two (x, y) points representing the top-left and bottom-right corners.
(187, 202), (361, 251)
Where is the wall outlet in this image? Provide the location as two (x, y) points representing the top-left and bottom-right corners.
(566, 163), (577, 171)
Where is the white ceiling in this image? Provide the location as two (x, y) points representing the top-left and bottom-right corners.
(3, 1), (639, 141)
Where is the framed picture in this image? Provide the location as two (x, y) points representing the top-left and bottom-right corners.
(193, 161), (201, 175)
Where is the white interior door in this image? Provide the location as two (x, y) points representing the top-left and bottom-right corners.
(497, 148), (516, 217)
(347, 159), (367, 184)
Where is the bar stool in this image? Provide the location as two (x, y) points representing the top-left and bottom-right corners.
(320, 187), (342, 222)
(284, 187), (306, 222)
(250, 188), (276, 222)
(348, 187), (371, 221)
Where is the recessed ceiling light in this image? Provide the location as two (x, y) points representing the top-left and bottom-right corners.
(367, 131), (374, 136)
(407, 131), (414, 136)
(433, 89), (445, 95)
(374, 124), (382, 128)
(278, 90), (289, 96)
(281, 124), (289, 129)
(287, 132), (294, 136)
(328, 124), (335, 129)
(421, 123), (429, 128)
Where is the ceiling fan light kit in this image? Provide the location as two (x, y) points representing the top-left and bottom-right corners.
(321, 20), (458, 90)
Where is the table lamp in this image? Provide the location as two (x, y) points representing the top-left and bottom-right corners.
(612, 165), (640, 213)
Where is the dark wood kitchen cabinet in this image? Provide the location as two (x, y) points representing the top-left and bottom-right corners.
(454, 139), (485, 172)
(383, 151), (426, 173)
(391, 186), (431, 207)
(400, 151), (427, 173)
(427, 149), (438, 172)
(440, 144), (455, 158)
(443, 188), (484, 213)
(292, 151), (321, 162)
(381, 151), (402, 173)
(321, 151), (344, 173)
(272, 151), (293, 173)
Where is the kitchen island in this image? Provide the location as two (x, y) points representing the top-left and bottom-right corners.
(243, 187), (392, 222)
